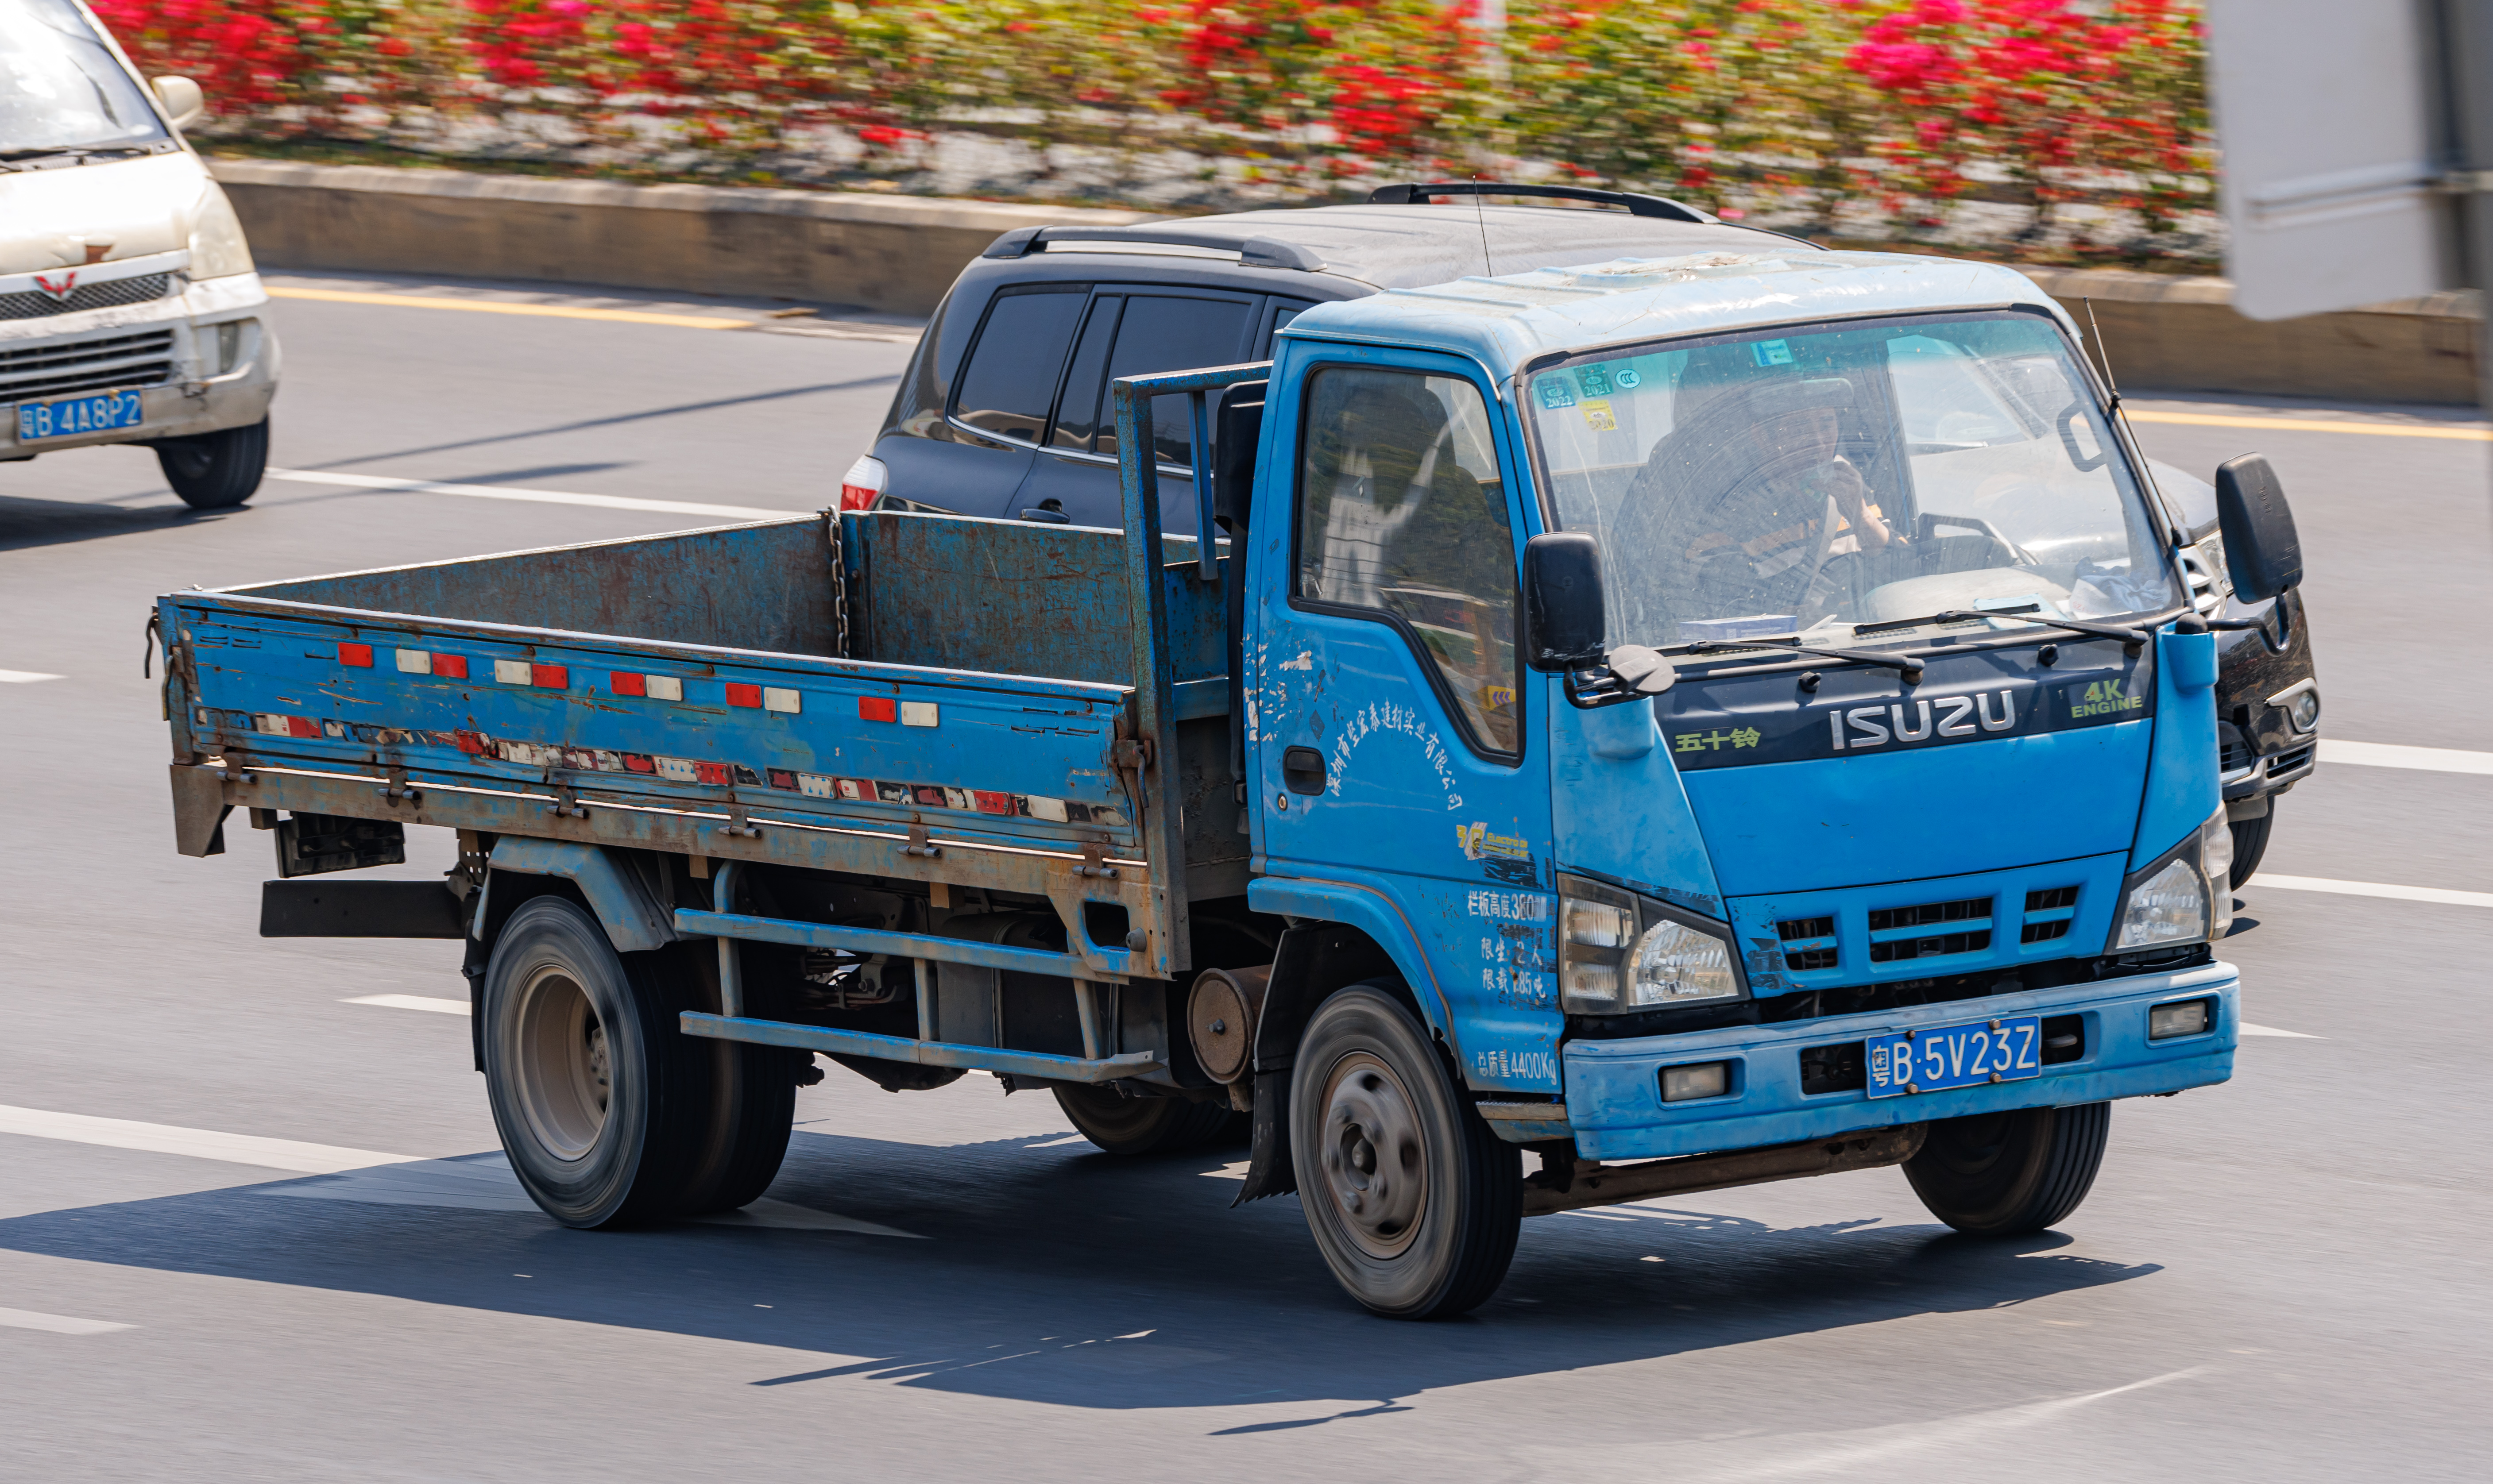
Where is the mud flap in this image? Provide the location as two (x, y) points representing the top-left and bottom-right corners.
(1232, 1067), (1297, 1204)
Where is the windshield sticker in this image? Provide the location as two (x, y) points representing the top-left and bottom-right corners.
(1579, 399), (1618, 432)
(1577, 364), (1613, 397)
(1751, 339), (1795, 366)
(1537, 378), (1576, 410)
(1614, 366), (1643, 389)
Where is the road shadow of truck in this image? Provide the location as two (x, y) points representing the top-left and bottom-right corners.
(0, 1126), (2156, 1415)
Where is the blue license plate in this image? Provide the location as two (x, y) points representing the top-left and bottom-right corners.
(1866, 1014), (2043, 1098)
(17, 389), (144, 442)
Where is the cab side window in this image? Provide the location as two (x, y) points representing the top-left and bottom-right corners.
(1054, 293), (1256, 468)
(949, 288), (1087, 444)
(1296, 366), (1520, 753)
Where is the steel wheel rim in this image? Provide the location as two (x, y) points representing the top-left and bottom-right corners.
(1318, 1050), (1427, 1260)
(512, 964), (609, 1161)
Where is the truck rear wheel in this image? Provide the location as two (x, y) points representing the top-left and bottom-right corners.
(1290, 985), (1520, 1319)
(1052, 1084), (1233, 1154)
(1903, 1102), (2110, 1236)
(483, 897), (709, 1227)
(678, 1039), (802, 1214)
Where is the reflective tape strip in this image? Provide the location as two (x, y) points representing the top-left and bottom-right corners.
(530, 663), (568, 689)
(610, 671), (646, 697)
(646, 675), (682, 702)
(901, 701), (939, 728)
(860, 697), (897, 722)
(726, 683), (762, 708)
(656, 757), (699, 782)
(763, 687), (800, 714)
(434, 654), (469, 679)
(338, 643), (374, 667)
(395, 649), (433, 675)
(493, 659), (532, 685)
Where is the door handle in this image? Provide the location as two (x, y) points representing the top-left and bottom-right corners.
(1282, 746), (1327, 795)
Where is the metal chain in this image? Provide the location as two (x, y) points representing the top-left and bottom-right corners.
(826, 509), (852, 659)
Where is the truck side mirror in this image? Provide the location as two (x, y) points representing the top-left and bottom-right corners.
(2213, 453), (2303, 601)
(1212, 381), (1265, 535)
(1524, 532), (1607, 671)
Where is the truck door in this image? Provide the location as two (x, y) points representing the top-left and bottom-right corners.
(1250, 352), (1561, 1091)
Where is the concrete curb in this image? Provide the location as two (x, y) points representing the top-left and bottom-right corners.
(207, 159), (1152, 318)
(210, 159), (2484, 403)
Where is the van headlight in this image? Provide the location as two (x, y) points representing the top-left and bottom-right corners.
(2111, 805), (2232, 951)
(187, 182), (256, 280)
(1559, 873), (1746, 1013)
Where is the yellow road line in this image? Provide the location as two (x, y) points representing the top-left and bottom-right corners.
(2126, 409), (2492, 441)
(266, 285), (750, 330)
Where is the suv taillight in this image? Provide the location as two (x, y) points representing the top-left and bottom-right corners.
(839, 454), (887, 512)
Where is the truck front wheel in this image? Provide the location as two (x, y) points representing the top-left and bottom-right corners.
(1290, 985), (1520, 1319)
(1903, 1102), (2110, 1236)
(483, 897), (709, 1227)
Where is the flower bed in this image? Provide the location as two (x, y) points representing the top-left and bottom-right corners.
(91, 0), (2217, 263)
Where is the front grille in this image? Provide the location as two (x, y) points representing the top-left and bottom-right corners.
(0, 272), (173, 320)
(2020, 885), (2079, 944)
(1777, 914), (1839, 972)
(0, 329), (176, 403)
(2220, 735), (2253, 774)
(1866, 894), (1993, 963)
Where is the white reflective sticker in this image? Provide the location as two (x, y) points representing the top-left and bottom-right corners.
(1025, 796), (1067, 822)
(255, 713), (286, 735)
(763, 687), (800, 713)
(798, 773), (837, 798)
(493, 659), (533, 685)
(395, 648), (433, 675)
(655, 756), (699, 782)
(901, 701), (939, 728)
(645, 675), (683, 702)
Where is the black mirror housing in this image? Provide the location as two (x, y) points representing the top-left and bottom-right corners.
(1524, 532), (1607, 671)
(2213, 453), (2303, 601)
(1212, 381), (1266, 535)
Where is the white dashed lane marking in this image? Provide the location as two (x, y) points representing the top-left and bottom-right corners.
(0, 1306), (133, 1336)
(344, 994), (471, 1016)
(0, 1104), (420, 1174)
(2257, 875), (2493, 910)
(265, 467), (794, 521)
(2242, 1024), (2322, 1039)
(0, 669), (62, 683)
(2320, 740), (2493, 775)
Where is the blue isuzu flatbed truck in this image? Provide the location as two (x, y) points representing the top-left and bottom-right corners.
(156, 247), (2304, 1318)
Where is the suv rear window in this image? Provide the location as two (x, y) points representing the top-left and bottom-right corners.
(951, 289), (1087, 444)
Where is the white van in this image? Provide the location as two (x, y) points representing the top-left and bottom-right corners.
(1, 0), (279, 509)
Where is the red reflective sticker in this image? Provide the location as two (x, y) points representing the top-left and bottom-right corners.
(859, 696), (897, 723)
(287, 717), (321, 738)
(433, 654), (470, 680)
(338, 643), (374, 667)
(768, 769), (798, 790)
(531, 663), (568, 688)
(726, 682), (762, 708)
(973, 790), (1015, 815)
(610, 671), (646, 697)
(622, 753), (655, 773)
(696, 762), (732, 785)
(455, 730), (487, 754)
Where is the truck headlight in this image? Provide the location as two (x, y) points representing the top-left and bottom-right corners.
(2111, 805), (2232, 952)
(1559, 873), (1746, 1014)
(187, 182), (256, 280)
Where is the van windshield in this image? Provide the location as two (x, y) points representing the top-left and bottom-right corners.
(0, 0), (169, 157)
(1525, 310), (2183, 648)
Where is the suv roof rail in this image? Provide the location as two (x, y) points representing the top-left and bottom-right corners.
(981, 225), (1326, 271)
(1367, 181), (1712, 223)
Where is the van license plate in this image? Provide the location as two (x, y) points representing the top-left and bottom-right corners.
(1866, 1015), (2043, 1098)
(17, 389), (144, 442)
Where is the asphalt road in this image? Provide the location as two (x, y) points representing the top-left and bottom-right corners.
(2, 273), (2488, 1481)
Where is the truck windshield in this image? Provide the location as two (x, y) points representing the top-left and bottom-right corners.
(0, 0), (169, 157)
(1525, 310), (2183, 648)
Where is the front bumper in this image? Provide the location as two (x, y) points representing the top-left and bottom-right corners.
(1560, 962), (2238, 1161)
(1, 272), (279, 457)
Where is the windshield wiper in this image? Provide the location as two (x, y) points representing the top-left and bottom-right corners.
(1678, 638), (1927, 682)
(1927, 607), (2152, 648)
(0, 145), (147, 164)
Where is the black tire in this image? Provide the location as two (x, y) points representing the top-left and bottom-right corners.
(156, 417), (269, 510)
(1902, 1102), (2110, 1236)
(1290, 985), (1521, 1319)
(2228, 809), (2273, 890)
(678, 1039), (802, 1214)
(1052, 1084), (1234, 1155)
(482, 897), (711, 1227)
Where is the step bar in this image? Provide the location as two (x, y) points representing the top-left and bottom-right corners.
(678, 1012), (1160, 1084)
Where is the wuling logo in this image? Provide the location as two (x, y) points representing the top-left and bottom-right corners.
(1828, 691), (2017, 751)
(32, 272), (77, 303)
(2071, 678), (2145, 720)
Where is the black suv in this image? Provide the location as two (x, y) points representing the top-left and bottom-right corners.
(843, 183), (1793, 533)
(846, 181), (2317, 883)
